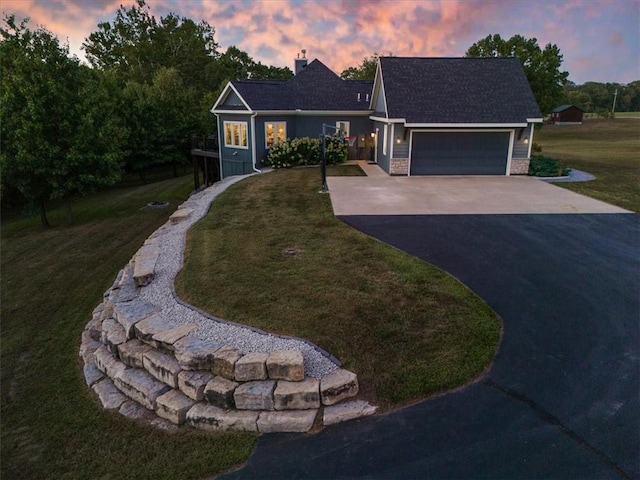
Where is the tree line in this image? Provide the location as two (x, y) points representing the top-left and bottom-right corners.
(1, 0), (292, 226)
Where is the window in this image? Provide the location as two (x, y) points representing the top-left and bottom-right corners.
(265, 121), (286, 148)
(223, 121), (248, 148)
(383, 124), (388, 155)
(336, 121), (350, 138)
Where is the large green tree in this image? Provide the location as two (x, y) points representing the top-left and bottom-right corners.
(1, 15), (125, 226)
(340, 53), (380, 80)
(465, 34), (569, 113)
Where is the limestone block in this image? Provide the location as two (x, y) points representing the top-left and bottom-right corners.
(173, 336), (220, 370)
(274, 377), (320, 410)
(114, 300), (159, 338)
(134, 313), (175, 346)
(118, 339), (152, 369)
(204, 376), (239, 409)
(111, 264), (138, 303)
(142, 349), (182, 389)
(93, 302), (105, 317)
(257, 410), (317, 433)
(178, 370), (214, 401)
(133, 243), (160, 287)
(100, 300), (115, 322)
(83, 362), (104, 387)
(234, 380), (275, 410)
(213, 346), (243, 380)
(320, 369), (359, 406)
(234, 352), (268, 381)
(169, 208), (192, 224)
(152, 324), (197, 350)
(79, 330), (102, 364)
(119, 400), (154, 420)
(323, 400), (377, 426)
(156, 390), (196, 425)
(85, 313), (103, 341)
(113, 368), (171, 410)
(266, 350), (304, 381)
(92, 378), (127, 410)
(186, 403), (258, 432)
(94, 346), (127, 379)
(101, 318), (128, 355)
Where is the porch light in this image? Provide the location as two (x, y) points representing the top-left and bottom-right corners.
(396, 136), (401, 144)
(370, 132), (375, 138)
(523, 136), (529, 144)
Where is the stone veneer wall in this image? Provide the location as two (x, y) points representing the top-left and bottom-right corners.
(510, 158), (531, 175)
(390, 158), (409, 175)
(80, 198), (376, 433)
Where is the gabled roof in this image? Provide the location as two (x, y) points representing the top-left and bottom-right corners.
(552, 104), (585, 113)
(215, 59), (373, 112)
(377, 57), (542, 124)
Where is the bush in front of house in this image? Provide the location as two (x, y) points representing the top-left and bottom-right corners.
(264, 135), (347, 169)
(528, 154), (571, 177)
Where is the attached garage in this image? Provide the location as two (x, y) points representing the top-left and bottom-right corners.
(410, 131), (512, 176)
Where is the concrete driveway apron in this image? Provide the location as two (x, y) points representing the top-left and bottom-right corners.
(222, 169), (638, 479)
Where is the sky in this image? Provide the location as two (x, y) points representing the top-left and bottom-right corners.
(2, 0), (639, 84)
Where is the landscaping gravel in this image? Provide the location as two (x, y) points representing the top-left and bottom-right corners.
(138, 174), (338, 379)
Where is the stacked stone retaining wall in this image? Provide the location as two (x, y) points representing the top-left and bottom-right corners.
(80, 179), (376, 433)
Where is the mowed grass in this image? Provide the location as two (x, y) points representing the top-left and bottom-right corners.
(535, 118), (640, 212)
(1, 176), (256, 480)
(176, 168), (501, 408)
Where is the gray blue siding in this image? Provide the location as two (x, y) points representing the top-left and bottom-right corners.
(374, 121), (390, 173)
(217, 113), (254, 178)
(221, 90), (247, 109)
(390, 124), (409, 158)
(512, 124), (533, 158)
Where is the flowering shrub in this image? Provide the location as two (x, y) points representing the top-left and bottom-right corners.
(264, 134), (348, 169)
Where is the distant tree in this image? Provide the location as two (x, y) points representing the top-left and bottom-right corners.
(340, 54), (380, 80)
(215, 45), (293, 81)
(0, 15), (124, 226)
(465, 34), (569, 113)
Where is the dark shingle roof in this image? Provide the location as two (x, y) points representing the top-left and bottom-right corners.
(552, 104), (584, 113)
(379, 57), (542, 123)
(229, 59), (373, 111)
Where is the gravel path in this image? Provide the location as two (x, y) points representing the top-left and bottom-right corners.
(137, 174), (338, 378)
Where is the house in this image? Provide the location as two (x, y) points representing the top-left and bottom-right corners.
(551, 104), (585, 124)
(212, 54), (542, 178)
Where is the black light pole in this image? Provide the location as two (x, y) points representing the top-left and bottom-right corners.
(320, 123), (343, 193)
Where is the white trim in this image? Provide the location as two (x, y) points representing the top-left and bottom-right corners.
(211, 82), (252, 112)
(250, 113), (259, 172)
(404, 122), (528, 128)
(407, 128), (515, 176)
(252, 110), (372, 116)
(382, 124), (388, 155)
(223, 121), (249, 149)
(374, 128), (379, 164)
(264, 121), (287, 149)
(527, 124), (535, 158)
(213, 109), (254, 115)
(214, 113), (224, 179)
(390, 123), (395, 159)
(369, 116), (405, 123)
(527, 117), (544, 123)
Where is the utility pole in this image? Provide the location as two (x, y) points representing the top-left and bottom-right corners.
(612, 89), (618, 114)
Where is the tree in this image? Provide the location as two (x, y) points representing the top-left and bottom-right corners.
(340, 54), (380, 80)
(465, 34), (569, 113)
(0, 15), (125, 226)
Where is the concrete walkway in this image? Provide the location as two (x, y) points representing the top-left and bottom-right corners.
(327, 165), (629, 215)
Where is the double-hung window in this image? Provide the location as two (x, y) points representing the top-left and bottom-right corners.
(265, 121), (286, 148)
(224, 121), (248, 148)
(336, 121), (350, 137)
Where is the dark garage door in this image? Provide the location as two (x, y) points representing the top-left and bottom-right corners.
(410, 131), (511, 175)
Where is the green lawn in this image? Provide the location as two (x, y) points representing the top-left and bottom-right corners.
(1, 176), (256, 480)
(176, 168), (501, 408)
(535, 118), (640, 212)
(613, 111), (640, 118)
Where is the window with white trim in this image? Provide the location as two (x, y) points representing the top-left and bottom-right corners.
(336, 121), (350, 138)
(224, 121), (248, 148)
(265, 121), (286, 148)
(383, 124), (388, 155)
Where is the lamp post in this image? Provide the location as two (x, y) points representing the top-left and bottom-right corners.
(319, 123), (344, 193)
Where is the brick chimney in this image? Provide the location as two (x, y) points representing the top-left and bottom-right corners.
(295, 49), (308, 75)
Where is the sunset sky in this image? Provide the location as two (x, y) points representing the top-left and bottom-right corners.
(3, 0), (639, 84)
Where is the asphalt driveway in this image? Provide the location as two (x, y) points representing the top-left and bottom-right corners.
(223, 212), (639, 479)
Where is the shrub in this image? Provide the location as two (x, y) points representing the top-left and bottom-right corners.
(531, 142), (542, 154)
(528, 154), (571, 177)
(264, 134), (347, 169)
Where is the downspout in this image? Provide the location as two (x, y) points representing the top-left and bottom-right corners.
(527, 123), (535, 158)
(250, 112), (260, 173)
